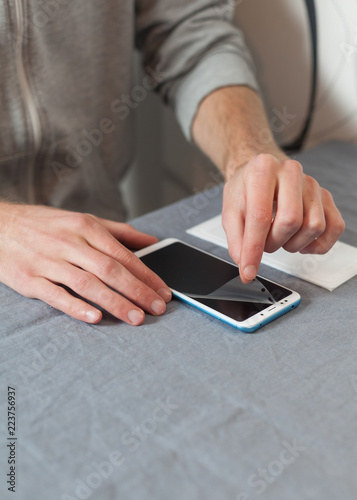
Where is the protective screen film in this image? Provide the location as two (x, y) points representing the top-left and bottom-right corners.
(140, 242), (293, 322)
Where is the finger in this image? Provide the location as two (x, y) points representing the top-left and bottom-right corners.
(45, 258), (167, 318)
(222, 183), (245, 267)
(64, 215), (171, 302)
(36, 267), (149, 326)
(265, 161), (304, 253)
(282, 175), (325, 252)
(29, 277), (107, 324)
(300, 189), (345, 254)
(95, 241), (172, 303)
(91, 217), (159, 249)
(239, 159), (277, 282)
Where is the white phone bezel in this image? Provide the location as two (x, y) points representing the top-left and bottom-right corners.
(135, 238), (301, 332)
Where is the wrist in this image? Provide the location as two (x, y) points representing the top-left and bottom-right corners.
(224, 144), (288, 181)
(193, 86), (289, 180)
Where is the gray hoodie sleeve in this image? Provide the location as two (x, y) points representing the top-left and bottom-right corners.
(135, 0), (260, 141)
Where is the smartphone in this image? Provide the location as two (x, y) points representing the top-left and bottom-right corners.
(136, 239), (301, 333)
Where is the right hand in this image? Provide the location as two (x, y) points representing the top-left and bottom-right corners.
(222, 153), (346, 283)
(0, 203), (172, 325)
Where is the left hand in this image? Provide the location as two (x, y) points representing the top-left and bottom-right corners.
(0, 203), (172, 325)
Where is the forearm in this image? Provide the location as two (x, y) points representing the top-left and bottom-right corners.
(192, 84), (345, 282)
(192, 85), (287, 179)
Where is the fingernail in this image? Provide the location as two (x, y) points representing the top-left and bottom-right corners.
(128, 309), (145, 326)
(151, 298), (166, 315)
(157, 287), (172, 302)
(86, 310), (101, 323)
(243, 265), (257, 281)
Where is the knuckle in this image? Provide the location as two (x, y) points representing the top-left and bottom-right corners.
(108, 295), (132, 319)
(247, 243), (264, 256)
(250, 154), (275, 175)
(70, 213), (94, 231)
(60, 296), (85, 319)
(115, 222), (131, 235)
(72, 273), (91, 292)
(222, 207), (241, 240)
(97, 258), (116, 277)
(113, 246), (134, 267)
(264, 242), (279, 254)
(286, 159), (303, 175)
(254, 152), (275, 166)
(221, 211), (237, 235)
(321, 187), (334, 202)
(314, 241), (331, 254)
(306, 219), (326, 237)
(43, 285), (61, 304)
(305, 175), (320, 190)
(251, 207), (272, 226)
(97, 288), (116, 308)
(68, 303), (84, 320)
(278, 214), (303, 234)
(132, 283), (150, 304)
(140, 265), (159, 286)
(336, 217), (346, 235)
(331, 215), (346, 237)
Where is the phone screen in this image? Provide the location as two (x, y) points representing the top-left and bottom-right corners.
(140, 242), (293, 322)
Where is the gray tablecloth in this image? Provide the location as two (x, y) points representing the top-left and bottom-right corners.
(1, 141), (357, 500)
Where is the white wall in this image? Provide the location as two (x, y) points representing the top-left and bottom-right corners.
(237, 0), (357, 148)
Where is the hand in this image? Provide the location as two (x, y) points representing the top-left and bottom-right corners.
(0, 203), (172, 325)
(222, 154), (346, 283)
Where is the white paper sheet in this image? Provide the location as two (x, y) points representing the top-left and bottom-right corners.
(187, 215), (357, 291)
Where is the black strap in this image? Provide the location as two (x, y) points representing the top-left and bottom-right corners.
(283, 0), (318, 153)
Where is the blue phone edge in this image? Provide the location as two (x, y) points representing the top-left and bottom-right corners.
(172, 292), (302, 333)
